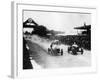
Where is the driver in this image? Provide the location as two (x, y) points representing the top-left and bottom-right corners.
(72, 42), (78, 48)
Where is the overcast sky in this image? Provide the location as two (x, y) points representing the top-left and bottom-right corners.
(23, 10), (91, 35)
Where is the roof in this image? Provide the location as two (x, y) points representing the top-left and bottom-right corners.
(74, 23), (91, 30)
(23, 18), (38, 28)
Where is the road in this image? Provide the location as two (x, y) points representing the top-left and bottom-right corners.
(26, 35), (91, 69)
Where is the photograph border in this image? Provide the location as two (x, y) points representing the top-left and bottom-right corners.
(11, 2), (97, 78)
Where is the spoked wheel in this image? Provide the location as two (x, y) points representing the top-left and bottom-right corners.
(79, 48), (84, 55)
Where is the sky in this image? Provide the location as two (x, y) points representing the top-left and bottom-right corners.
(23, 10), (91, 35)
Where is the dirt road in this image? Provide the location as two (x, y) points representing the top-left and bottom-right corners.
(26, 35), (91, 69)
